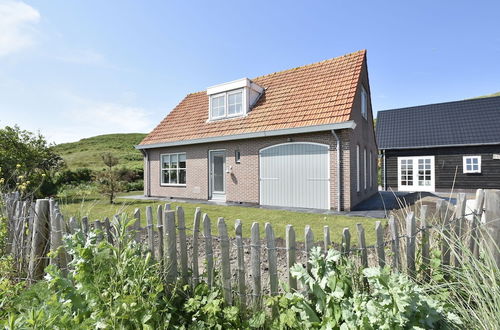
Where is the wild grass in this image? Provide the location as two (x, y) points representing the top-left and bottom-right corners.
(52, 133), (146, 171)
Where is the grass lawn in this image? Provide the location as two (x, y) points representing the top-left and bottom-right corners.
(59, 191), (383, 245)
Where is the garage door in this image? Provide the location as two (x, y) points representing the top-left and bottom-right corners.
(259, 142), (330, 209)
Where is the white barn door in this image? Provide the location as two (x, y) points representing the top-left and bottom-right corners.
(259, 142), (330, 209)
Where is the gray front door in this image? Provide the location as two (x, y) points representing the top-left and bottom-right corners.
(209, 150), (226, 200)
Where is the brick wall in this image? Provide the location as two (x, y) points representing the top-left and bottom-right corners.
(143, 131), (360, 210)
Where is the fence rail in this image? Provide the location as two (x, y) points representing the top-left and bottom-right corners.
(2, 189), (500, 306)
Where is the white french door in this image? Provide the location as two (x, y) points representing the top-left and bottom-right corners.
(397, 156), (435, 192)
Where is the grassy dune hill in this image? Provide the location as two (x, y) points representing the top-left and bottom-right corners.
(53, 133), (147, 171)
(475, 91), (500, 98)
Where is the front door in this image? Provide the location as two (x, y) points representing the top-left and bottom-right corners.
(397, 156), (435, 192)
(209, 150), (226, 200)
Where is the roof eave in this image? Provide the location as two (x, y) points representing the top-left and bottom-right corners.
(135, 121), (356, 150)
(379, 141), (500, 150)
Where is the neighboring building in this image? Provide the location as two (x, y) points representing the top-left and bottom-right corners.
(136, 50), (377, 211)
(377, 96), (500, 192)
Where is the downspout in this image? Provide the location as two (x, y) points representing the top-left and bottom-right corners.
(331, 130), (342, 212)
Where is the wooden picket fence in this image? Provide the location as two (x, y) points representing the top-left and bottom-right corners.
(2, 189), (500, 308)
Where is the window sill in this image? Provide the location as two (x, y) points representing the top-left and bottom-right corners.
(160, 184), (187, 187)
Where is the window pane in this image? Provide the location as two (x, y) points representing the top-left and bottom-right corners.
(169, 169), (177, 184)
(162, 155), (170, 169)
(228, 91), (243, 115)
(162, 170), (169, 184)
(170, 154), (178, 168)
(179, 153), (186, 168)
(211, 95), (225, 118)
(179, 169), (186, 184)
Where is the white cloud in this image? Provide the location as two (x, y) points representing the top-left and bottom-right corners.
(0, 0), (40, 56)
(70, 102), (153, 133)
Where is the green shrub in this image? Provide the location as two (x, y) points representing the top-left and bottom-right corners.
(56, 168), (93, 185)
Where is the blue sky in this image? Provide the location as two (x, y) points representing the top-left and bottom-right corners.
(0, 0), (499, 144)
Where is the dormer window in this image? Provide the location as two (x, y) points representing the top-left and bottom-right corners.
(207, 78), (263, 121)
(210, 89), (244, 119)
(211, 93), (226, 118)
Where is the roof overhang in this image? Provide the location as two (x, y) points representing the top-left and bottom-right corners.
(136, 120), (356, 150)
(379, 141), (500, 150)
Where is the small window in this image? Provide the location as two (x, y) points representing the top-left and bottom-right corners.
(364, 148), (367, 190)
(463, 156), (481, 173)
(228, 90), (243, 116)
(356, 145), (360, 192)
(210, 94), (226, 119)
(210, 89), (244, 120)
(361, 86), (367, 119)
(235, 150), (241, 163)
(161, 153), (186, 185)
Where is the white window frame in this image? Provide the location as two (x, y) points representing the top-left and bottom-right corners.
(227, 89), (244, 118)
(356, 145), (360, 192)
(397, 156), (435, 192)
(463, 155), (481, 174)
(361, 86), (368, 119)
(209, 93), (226, 120)
(364, 148), (367, 190)
(160, 152), (187, 186)
(209, 88), (244, 121)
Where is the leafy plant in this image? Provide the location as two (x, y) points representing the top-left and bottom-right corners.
(270, 247), (460, 329)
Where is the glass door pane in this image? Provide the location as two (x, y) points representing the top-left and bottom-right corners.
(212, 153), (225, 193)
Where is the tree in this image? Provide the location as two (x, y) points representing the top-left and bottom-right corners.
(0, 125), (64, 196)
(95, 153), (124, 204)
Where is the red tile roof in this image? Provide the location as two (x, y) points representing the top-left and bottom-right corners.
(139, 50), (365, 146)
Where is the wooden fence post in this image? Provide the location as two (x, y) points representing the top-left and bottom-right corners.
(234, 219), (246, 309)
(203, 214), (214, 288)
(157, 205), (164, 265)
(356, 224), (368, 269)
(250, 222), (261, 307)
(375, 221), (385, 267)
(28, 199), (50, 282)
(218, 218), (232, 305)
(406, 212), (416, 277)
(164, 210), (178, 285)
(94, 220), (103, 242)
(133, 208), (141, 243)
(192, 208), (201, 287)
(437, 200), (451, 270)
(342, 228), (351, 255)
(483, 190), (500, 268)
(470, 189), (484, 258)
(420, 205), (430, 281)
(177, 207), (189, 284)
(454, 193), (467, 267)
(323, 225), (331, 253)
(286, 224), (297, 291)
(82, 216), (89, 237)
(104, 217), (113, 245)
(388, 215), (400, 272)
(305, 225), (314, 271)
(265, 223), (278, 316)
(146, 206), (155, 260)
(265, 223), (278, 297)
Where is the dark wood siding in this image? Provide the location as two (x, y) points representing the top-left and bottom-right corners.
(384, 145), (500, 191)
